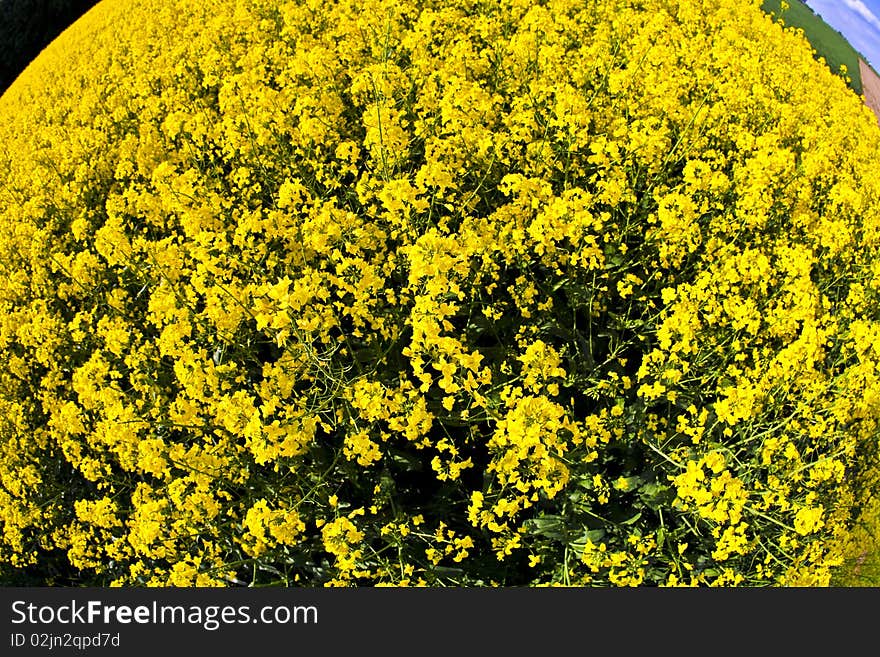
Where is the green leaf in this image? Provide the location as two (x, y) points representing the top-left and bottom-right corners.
(638, 482), (672, 507)
(569, 528), (606, 557)
(525, 515), (566, 540)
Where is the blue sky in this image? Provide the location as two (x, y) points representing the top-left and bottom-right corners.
(803, 0), (880, 71)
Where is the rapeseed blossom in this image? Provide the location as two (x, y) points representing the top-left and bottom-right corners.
(0, 0), (878, 586)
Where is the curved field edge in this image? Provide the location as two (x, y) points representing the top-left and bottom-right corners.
(761, 0), (864, 94)
(0, 0), (880, 587)
(0, 0), (101, 96)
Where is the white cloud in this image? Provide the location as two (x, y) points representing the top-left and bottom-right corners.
(842, 0), (880, 31)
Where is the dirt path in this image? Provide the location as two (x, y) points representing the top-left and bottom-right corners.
(859, 58), (880, 125)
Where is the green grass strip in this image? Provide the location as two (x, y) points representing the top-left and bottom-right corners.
(761, 0), (864, 94)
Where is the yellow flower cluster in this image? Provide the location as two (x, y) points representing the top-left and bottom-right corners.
(0, 0), (878, 586)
